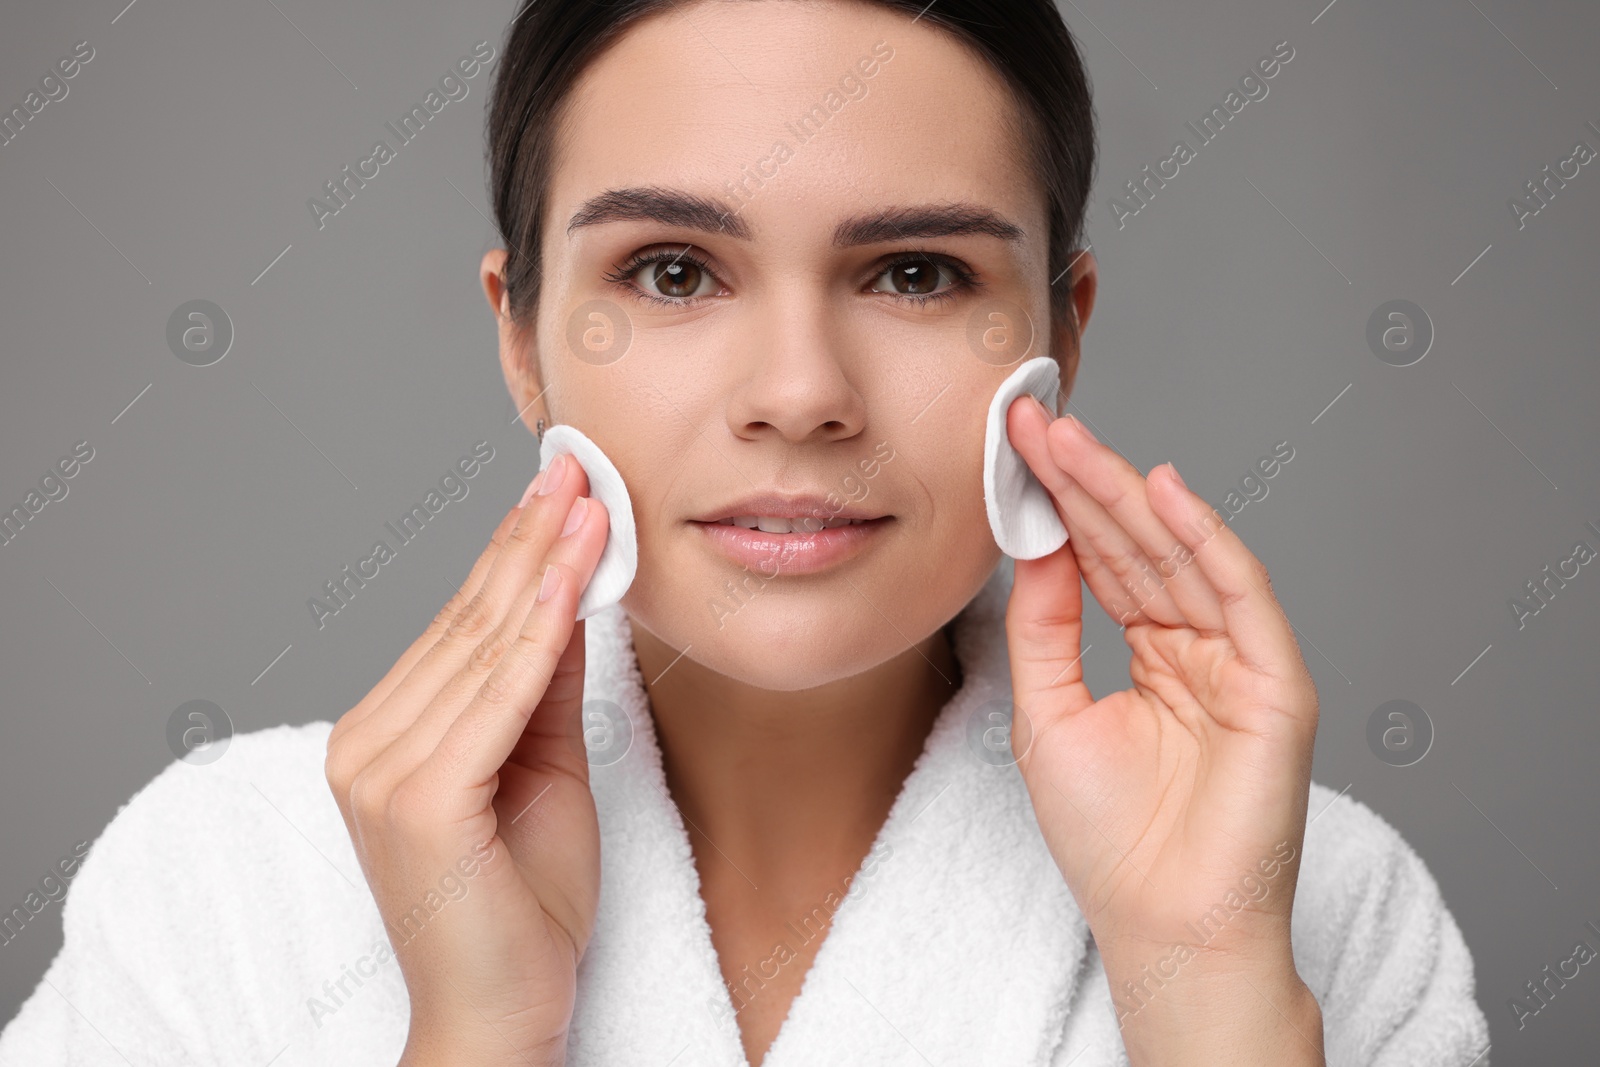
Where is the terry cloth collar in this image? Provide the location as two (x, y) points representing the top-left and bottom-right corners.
(568, 562), (1096, 1066)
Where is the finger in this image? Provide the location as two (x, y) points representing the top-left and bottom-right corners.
(419, 536), (603, 807)
(370, 495), (610, 792)
(1044, 413), (1227, 636)
(1145, 462), (1301, 677)
(506, 609), (590, 779)
(331, 501), (527, 744)
(1008, 397), (1190, 629)
(487, 621), (592, 880)
(1007, 537), (1097, 720)
(341, 456), (592, 769)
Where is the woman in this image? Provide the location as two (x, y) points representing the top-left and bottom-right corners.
(0, 1), (1490, 1064)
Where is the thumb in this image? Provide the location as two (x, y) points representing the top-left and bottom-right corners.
(1007, 545), (1095, 718)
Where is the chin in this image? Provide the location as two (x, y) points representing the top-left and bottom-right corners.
(624, 544), (1001, 691)
(695, 602), (915, 691)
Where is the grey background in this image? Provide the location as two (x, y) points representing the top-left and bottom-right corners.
(1, 0), (1596, 1059)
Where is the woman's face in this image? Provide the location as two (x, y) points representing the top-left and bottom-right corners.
(488, 0), (1094, 691)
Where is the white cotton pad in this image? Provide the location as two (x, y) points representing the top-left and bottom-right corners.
(983, 356), (1069, 560)
(538, 424), (638, 620)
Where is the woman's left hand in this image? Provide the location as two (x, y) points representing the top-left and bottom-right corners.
(1002, 395), (1324, 1062)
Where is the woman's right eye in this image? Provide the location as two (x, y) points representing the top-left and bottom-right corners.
(608, 248), (722, 306)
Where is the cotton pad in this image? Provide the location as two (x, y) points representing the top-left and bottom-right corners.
(538, 424), (638, 620)
(983, 356), (1069, 560)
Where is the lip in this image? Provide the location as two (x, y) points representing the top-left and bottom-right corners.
(688, 493), (893, 576)
(691, 493), (886, 524)
(693, 517), (891, 575)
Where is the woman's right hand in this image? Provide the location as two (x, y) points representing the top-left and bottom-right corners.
(324, 453), (610, 1067)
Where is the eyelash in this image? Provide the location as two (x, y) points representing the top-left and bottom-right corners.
(601, 247), (981, 309)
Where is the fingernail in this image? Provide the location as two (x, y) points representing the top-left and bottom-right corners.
(536, 564), (562, 603)
(1030, 394), (1052, 420)
(1064, 414), (1097, 442)
(518, 470), (544, 507)
(1166, 462), (1185, 488)
(560, 496), (588, 537)
(537, 453), (567, 496)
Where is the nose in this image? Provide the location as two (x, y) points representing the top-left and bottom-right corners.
(724, 297), (868, 444)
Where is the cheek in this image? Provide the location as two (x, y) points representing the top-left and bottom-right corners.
(899, 416), (1001, 597)
(552, 374), (698, 590)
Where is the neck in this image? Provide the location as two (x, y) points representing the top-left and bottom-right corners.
(627, 616), (963, 884)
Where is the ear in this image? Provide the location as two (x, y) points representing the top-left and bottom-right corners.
(480, 247), (547, 434)
(1049, 248), (1098, 411)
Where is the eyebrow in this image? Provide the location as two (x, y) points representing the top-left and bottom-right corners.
(565, 186), (1025, 246)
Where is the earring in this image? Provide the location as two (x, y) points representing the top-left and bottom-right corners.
(536, 417), (545, 444)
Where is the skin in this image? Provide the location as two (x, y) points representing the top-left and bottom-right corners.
(340, 0), (1329, 1064)
(486, 3), (1056, 1059)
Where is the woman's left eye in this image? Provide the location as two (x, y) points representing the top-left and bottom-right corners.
(605, 249), (976, 308)
(868, 255), (974, 304)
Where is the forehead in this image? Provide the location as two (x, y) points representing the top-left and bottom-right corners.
(548, 0), (1042, 245)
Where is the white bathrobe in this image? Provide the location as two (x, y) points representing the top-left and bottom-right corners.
(0, 565), (1491, 1066)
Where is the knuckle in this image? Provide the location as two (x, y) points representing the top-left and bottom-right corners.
(475, 668), (520, 712)
(486, 522), (516, 555)
(445, 592), (497, 642)
(347, 769), (389, 825)
(1217, 582), (1252, 609)
(1099, 475), (1133, 510)
(325, 713), (350, 752)
(324, 744), (355, 797)
(478, 639), (550, 710)
(387, 776), (436, 827)
(1104, 545), (1144, 579)
(432, 564), (492, 633)
(505, 515), (548, 553)
(466, 624), (513, 676)
(510, 627), (558, 668)
(428, 594), (468, 637)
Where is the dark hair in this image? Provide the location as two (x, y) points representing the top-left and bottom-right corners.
(485, 0), (1096, 348)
